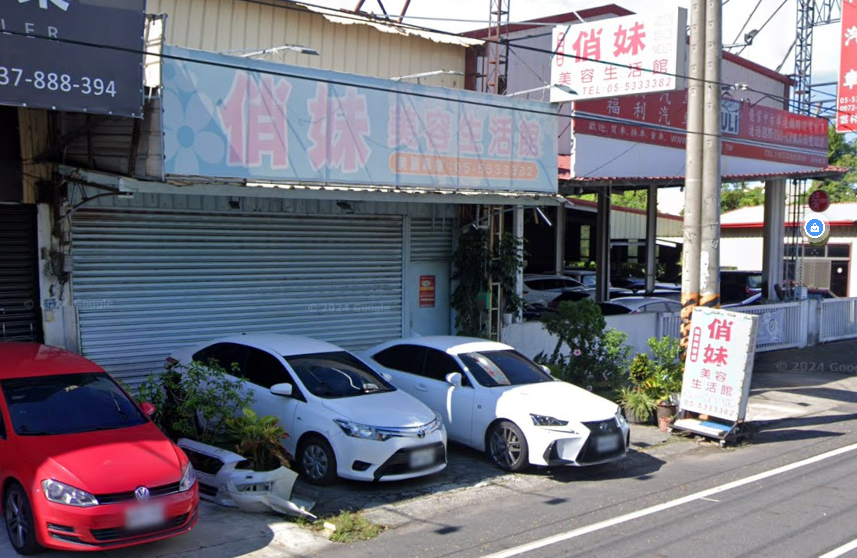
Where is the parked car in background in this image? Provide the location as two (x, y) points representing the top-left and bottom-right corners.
(0, 343), (198, 554)
(169, 334), (446, 485)
(522, 274), (586, 306)
(807, 288), (838, 300)
(609, 296), (682, 314)
(562, 268), (597, 288)
(721, 270), (763, 303)
(362, 337), (630, 472)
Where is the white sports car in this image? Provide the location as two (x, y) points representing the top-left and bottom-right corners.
(362, 336), (630, 472)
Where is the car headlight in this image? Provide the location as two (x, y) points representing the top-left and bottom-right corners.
(41, 479), (99, 507)
(530, 414), (569, 427)
(179, 462), (197, 492)
(334, 419), (394, 441)
(615, 407), (628, 427)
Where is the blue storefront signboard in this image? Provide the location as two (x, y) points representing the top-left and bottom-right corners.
(162, 46), (558, 193)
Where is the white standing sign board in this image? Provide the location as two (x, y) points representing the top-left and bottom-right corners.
(550, 8), (687, 103)
(680, 307), (759, 422)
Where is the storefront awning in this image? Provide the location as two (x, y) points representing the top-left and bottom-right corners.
(60, 167), (565, 207)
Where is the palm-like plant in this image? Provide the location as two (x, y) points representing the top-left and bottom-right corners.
(223, 408), (291, 471)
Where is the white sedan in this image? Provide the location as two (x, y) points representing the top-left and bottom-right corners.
(170, 334), (446, 485)
(362, 337), (630, 472)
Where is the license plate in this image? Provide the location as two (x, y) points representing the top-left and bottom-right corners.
(409, 448), (436, 469)
(595, 435), (620, 453)
(125, 503), (165, 530)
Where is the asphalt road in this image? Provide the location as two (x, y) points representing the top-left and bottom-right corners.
(322, 409), (857, 558)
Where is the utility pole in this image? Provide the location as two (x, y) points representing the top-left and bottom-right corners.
(680, 0), (705, 356)
(700, 0), (722, 310)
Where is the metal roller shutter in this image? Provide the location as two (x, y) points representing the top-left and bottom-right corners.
(71, 208), (403, 385)
(410, 217), (453, 262)
(0, 205), (41, 342)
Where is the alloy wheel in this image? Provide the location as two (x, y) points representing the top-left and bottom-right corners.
(5, 491), (29, 550)
(490, 425), (523, 469)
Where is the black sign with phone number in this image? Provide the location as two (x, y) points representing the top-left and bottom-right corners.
(0, 0), (146, 118)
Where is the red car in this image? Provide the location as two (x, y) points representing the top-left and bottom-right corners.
(0, 343), (198, 554)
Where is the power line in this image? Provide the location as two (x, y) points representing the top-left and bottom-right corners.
(737, 0), (789, 56)
(731, 0), (764, 46)
(0, 14), (845, 138)
(238, 0), (836, 122)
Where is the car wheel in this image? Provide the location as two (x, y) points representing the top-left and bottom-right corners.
(298, 436), (338, 486)
(5, 483), (41, 555)
(487, 420), (529, 472)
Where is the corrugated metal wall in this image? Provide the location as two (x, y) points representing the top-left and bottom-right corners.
(410, 217), (453, 261)
(68, 189), (456, 384)
(148, 0), (467, 89)
(0, 205), (41, 342)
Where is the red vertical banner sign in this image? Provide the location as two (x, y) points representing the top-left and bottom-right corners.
(837, 1), (857, 133)
(419, 276), (436, 308)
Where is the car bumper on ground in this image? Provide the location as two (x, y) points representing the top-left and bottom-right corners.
(523, 418), (631, 467)
(34, 483), (199, 551)
(330, 428), (448, 482)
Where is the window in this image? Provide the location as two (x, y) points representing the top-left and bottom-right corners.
(286, 351), (394, 399)
(193, 343), (250, 377)
(2, 373), (147, 436)
(828, 244), (850, 258)
(459, 350), (553, 388)
(422, 349), (465, 383)
(524, 279), (544, 291)
(372, 345), (426, 375)
(245, 349), (305, 401)
(580, 226), (591, 260)
(643, 302), (667, 313)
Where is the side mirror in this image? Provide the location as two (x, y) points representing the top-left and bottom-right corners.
(140, 402), (157, 417)
(270, 383), (293, 397)
(445, 372), (463, 387)
(540, 365), (553, 376)
(381, 372), (393, 382)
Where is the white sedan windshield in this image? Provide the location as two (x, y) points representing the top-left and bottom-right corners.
(458, 350), (553, 387)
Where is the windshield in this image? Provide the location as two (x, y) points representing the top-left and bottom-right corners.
(286, 351), (395, 398)
(581, 275), (596, 287)
(2, 373), (148, 436)
(747, 275), (762, 289)
(458, 350), (553, 387)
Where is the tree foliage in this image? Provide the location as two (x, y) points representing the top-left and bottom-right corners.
(805, 125), (857, 203)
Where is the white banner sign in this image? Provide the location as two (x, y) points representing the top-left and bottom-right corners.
(680, 308), (759, 422)
(550, 8), (687, 102)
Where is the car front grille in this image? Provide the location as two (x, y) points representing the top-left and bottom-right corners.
(90, 512), (191, 542)
(373, 443), (446, 480)
(576, 418), (626, 464)
(95, 482), (181, 505)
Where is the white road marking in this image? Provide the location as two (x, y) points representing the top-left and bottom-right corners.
(700, 497), (720, 502)
(819, 537), (857, 558)
(482, 442), (857, 558)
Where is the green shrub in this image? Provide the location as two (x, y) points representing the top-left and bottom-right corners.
(136, 359), (254, 444)
(222, 407), (291, 471)
(535, 299), (631, 399)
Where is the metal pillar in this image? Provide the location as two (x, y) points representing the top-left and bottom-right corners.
(483, 0), (510, 94)
(700, 0), (722, 309)
(681, 0), (705, 354)
(555, 204), (566, 275)
(762, 179), (787, 301)
(513, 206), (524, 323)
(595, 188), (611, 302)
(645, 184), (658, 295)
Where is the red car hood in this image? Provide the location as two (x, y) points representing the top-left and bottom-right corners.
(22, 423), (184, 495)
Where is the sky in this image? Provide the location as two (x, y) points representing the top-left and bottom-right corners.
(307, 1), (842, 214)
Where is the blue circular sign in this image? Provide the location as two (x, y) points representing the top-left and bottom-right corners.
(805, 218), (825, 239)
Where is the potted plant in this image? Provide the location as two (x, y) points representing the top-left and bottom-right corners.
(640, 337), (684, 431)
(618, 386), (658, 425)
(491, 232), (525, 326)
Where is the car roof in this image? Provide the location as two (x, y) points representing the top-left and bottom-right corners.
(372, 336), (513, 355)
(198, 333), (345, 357)
(0, 343), (105, 379)
(524, 274), (576, 280)
(611, 296), (679, 307)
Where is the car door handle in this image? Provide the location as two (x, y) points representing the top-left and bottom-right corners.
(415, 384), (429, 392)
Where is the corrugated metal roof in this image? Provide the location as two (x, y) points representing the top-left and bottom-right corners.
(722, 203), (857, 226)
(296, 2), (483, 47)
(558, 156), (847, 186)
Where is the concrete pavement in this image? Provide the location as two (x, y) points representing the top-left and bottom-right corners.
(5, 339), (857, 558)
